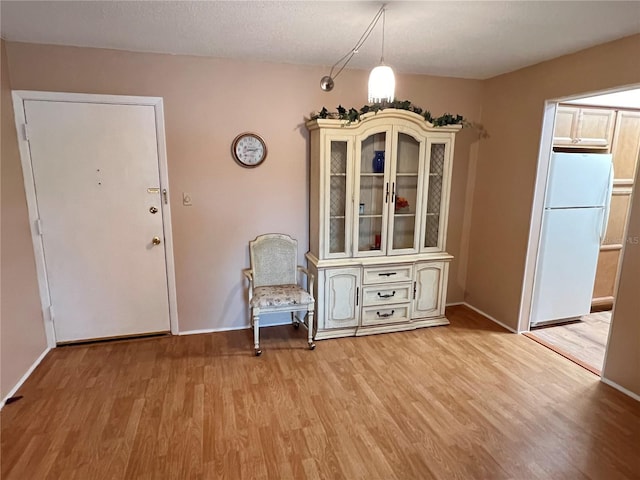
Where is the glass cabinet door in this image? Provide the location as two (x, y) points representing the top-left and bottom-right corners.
(355, 131), (388, 255)
(328, 140), (349, 256)
(389, 132), (421, 253)
(423, 142), (447, 250)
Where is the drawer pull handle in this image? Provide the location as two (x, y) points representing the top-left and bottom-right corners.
(377, 291), (396, 298)
(378, 272), (397, 277)
(376, 310), (395, 318)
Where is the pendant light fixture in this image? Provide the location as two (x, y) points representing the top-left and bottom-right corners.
(368, 6), (395, 103)
(320, 4), (394, 104)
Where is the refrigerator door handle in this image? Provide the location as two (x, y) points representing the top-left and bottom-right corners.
(600, 163), (614, 244)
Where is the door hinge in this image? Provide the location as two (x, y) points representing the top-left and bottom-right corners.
(35, 218), (43, 235)
(48, 305), (54, 322)
(22, 123), (29, 141)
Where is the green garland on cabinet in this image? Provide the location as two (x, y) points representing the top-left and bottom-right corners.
(309, 100), (488, 137)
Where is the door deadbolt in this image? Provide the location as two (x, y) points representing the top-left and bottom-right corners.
(149, 206), (158, 214)
(152, 236), (161, 245)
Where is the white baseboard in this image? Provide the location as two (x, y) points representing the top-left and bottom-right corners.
(461, 302), (518, 333)
(179, 318), (293, 336)
(445, 301), (465, 307)
(600, 377), (640, 402)
(179, 327), (233, 335)
(1, 347), (51, 409)
(180, 305), (515, 336)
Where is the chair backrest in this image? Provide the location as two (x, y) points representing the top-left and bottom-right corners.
(249, 234), (298, 287)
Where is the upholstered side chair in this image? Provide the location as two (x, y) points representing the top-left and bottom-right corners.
(243, 233), (315, 356)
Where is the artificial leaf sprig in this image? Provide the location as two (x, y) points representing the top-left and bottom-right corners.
(310, 100), (488, 138)
(311, 100), (464, 127)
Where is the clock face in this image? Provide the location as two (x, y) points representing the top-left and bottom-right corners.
(232, 133), (267, 167)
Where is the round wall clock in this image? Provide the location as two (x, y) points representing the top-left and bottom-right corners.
(231, 132), (267, 168)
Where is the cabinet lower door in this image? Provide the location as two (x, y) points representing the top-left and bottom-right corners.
(412, 262), (446, 319)
(324, 268), (361, 329)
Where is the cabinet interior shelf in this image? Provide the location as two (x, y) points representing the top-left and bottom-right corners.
(359, 214), (383, 219)
(395, 173), (419, 177)
(360, 173), (385, 177)
(428, 173), (443, 177)
(329, 215), (345, 219)
(393, 213), (416, 217)
(330, 173), (347, 177)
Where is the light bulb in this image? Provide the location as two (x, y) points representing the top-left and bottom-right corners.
(368, 65), (395, 103)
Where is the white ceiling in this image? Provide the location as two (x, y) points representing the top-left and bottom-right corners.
(567, 88), (640, 109)
(1, 1), (639, 80)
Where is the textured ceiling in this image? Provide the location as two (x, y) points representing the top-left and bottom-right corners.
(1, 1), (639, 79)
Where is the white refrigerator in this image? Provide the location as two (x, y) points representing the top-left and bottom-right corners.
(530, 152), (613, 326)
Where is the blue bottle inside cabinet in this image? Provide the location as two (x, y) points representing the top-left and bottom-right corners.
(372, 150), (385, 173)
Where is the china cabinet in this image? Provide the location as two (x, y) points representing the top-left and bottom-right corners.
(306, 109), (460, 339)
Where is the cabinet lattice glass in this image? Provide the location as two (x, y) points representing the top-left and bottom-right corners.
(306, 110), (460, 339)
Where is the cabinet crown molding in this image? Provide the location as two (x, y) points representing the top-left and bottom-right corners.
(306, 108), (464, 133)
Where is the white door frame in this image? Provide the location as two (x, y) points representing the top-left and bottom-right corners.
(517, 100), (558, 333)
(518, 84), (640, 333)
(12, 90), (179, 347)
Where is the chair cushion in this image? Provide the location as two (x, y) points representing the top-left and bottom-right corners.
(251, 285), (314, 308)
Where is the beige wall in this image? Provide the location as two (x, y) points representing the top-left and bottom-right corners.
(466, 34), (640, 326)
(0, 39), (48, 400)
(466, 34), (640, 396)
(603, 163), (640, 396)
(5, 35), (636, 398)
(3, 41), (482, 337)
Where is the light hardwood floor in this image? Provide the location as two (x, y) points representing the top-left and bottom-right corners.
(2, 305), (639, 479)
(527, 311), (612, 374)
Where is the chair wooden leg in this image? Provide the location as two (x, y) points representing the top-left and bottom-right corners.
(253, 313), (261, 356)
(307, 309), (315, 350)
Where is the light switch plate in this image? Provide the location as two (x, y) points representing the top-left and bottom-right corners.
(182, 192), (192, 206)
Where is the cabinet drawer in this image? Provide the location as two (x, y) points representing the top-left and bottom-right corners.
(361, 304), (410, 326)
(362, 282), (412, 306)
(363, 264), (413, 285)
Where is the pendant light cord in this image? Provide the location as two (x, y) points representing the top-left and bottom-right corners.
(328, 4), (386, 81)
(380, 8), (386, 63)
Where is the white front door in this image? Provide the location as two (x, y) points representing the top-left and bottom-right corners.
(23, 99), (171, 343)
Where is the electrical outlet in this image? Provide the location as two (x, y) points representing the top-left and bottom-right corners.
(182, 192), (192, 206)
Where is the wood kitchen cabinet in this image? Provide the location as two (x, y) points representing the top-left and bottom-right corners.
(611, 110), (640, 184)
(553, 106), (616, 148)
(591, 109), (640, 310)
(306, 110), (460, 339)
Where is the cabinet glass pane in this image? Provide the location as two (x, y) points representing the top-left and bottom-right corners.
(358, 132), (386, 253)
(358, 216), (383, 252)
(396, 132), (420, 174)
(424, 143), (445, 248)
(329, 141), (347, 254)
(392, 133), (420, 250)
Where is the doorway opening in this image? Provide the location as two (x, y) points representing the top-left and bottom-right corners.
(521, 87), (640, 374)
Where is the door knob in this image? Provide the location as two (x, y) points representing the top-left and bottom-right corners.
(152, 236), (161, 245)
(149, 206), (158, 214)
